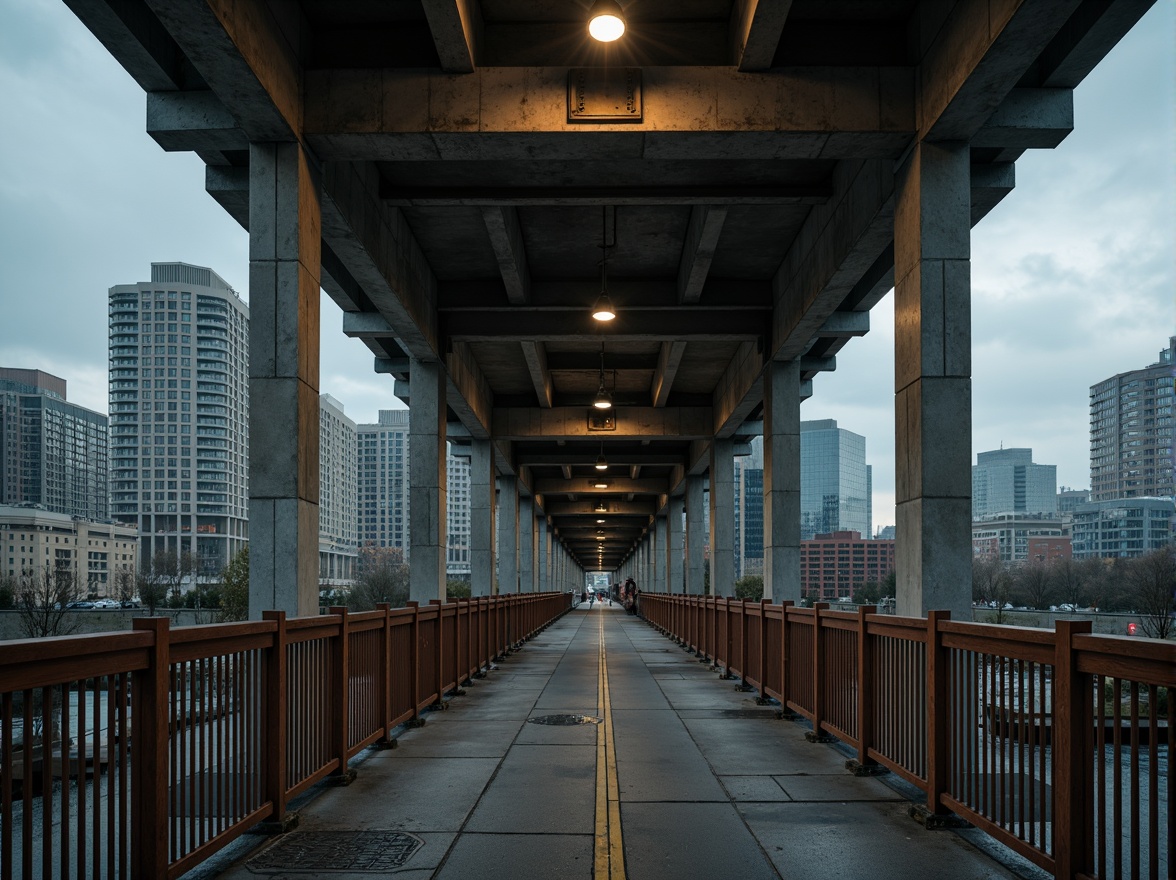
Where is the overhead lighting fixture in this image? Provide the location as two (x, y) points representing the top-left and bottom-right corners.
(596, 518), (606, 524)
(594, 441), (609, 471)
(588, 0), (626, 42)
(593, 343), (613, 409)
(593, 479), (609, 489)
(592, 206), (617, 321)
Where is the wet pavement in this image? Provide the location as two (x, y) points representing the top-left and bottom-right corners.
(201, 602), (1030, 880)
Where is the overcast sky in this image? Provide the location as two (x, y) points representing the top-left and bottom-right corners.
(1, 1), (1172, 532)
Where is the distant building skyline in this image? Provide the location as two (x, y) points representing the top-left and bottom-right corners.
(800, 420), (871, 541)
(1089, 337), (1175, 504)
(319, 394), (358, 585)
(1071, 496), (1174, 559)
(972, 447), (1057, 518)
(1, 368), (109, 521)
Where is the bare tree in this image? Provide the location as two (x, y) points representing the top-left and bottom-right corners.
(137, 561), (168, 616)
(15, 566), (81, 639)
(1015, 560), (1055, 610)
(1125, 548), (1176, 640)
(112, 567), (136, 604)
(348, 544), (410, 610)
(1051, 557), (1089, 610)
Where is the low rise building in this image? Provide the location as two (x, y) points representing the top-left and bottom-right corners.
(972, 514), (1070, 564)
(1070, 497), (1174, 559)
(1, 504), (138, 596)
(800, 530), (895, 602)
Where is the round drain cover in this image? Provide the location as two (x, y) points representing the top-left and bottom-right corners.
(527, 714), (602, 726)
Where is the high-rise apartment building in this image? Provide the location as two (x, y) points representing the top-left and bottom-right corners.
(108, 263), (249, 575)
(319, 394), (358, 585)
(0, 369), (109, 520)
(357, 409), (474, 578)
(358, 410), (410, 555)
(733, 436), (764, 579)
(800, 420), (871, 540)
(1089, 337), (1175, 503)
(972, 448), (1057, 518)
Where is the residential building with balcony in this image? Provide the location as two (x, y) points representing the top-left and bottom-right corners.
(319, 394), (358, 585)
(107, 263), (249, 575)
(0, 368), (109, 521)
(1, 504), (138, 595)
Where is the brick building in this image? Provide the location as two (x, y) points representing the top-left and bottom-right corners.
(800, 530), (895, 601)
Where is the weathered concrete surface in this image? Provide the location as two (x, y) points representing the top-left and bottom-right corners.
(205, 606), (1025, 880)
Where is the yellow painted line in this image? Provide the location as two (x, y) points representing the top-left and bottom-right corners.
(594, 613), (626, 880)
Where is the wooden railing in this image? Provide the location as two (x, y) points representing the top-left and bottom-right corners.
(640, 595), (1173, 880)
(0, 592), (571, 879)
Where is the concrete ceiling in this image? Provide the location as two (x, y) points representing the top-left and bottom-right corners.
(66, 0), (1154, 571)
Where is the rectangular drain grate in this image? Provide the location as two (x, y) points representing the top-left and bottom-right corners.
(247, 831), (424, 873)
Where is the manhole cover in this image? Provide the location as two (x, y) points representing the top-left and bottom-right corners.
(247, 831), (424, 873)
(527, 714), (602, 726)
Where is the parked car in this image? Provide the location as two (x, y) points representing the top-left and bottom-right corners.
(92, 598), (121, 609)
(65, 600), (95, 610)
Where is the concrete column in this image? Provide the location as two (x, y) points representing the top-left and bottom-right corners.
(685, 474), (706, 594)
(667, 497), (684, 593)
(469, 439), (496, 597)
(408, 359), (446, 603)
(497, 476), (518, 592)
(537, 516), (548, 592)
(764, 360), (802, 603)
(894, 140), (973, 619)
(709, 439), (735, 596)
(518, 495), (535, 593)
(248, 142), (321, 619)
(544, 517), (553, 591)
(650, 521), (661, 592)
(658, 515), (667, 590)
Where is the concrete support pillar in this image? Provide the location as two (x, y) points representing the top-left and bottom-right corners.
(247, 142), (321, 619)
(537, 516), (548, 592)
(408, 359), (446, 603)
(657, 516), (670, 593)
(519, 495), (535, 593)
(709, 439), (735, 596)
(685, 474), (706, 595)
(894, 140), (973, 619)
(764, 360), (802, 603)
(667, 497), (684, 593)
(545, 518), (553, 591)
(648, 527), (658, 591)
(497, 476), (518, 592)
(469, 439), (496, 597)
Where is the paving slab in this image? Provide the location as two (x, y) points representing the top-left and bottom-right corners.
(463, 745), (595, 833)
(621, 802), (779, 880)
(434, 833), (593, 880)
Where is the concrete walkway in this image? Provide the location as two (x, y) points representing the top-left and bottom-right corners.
(207, 603), (1027, 880)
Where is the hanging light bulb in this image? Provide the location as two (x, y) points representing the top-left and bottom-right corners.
(595, 442), (609, 471)
(588, 0), (626, 42)
(592, 206), (617, 321)
(593, 343), (613, 409)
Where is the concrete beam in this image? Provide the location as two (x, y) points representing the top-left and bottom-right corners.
(147, 89), (246, 153)
(342, 311), (394, 338)
(517, 452), (688, 468)
(481, 206), (530, 304)
(442, 309), (769, 343)
(545, 500), (657, 517)
(384, 184), (829, 207)
(64, 0), (186, 92)
(972, 88), (1073, 151)
(919, 0), (1081, 143)
(205, 164), (249, 230)
(971, 162), (1016, 224)
(535, 477), (670, 497)
(817, 311), (871, 337)
(519, 341), (554, 409)
(421, 0), (483, 73)
(492, 407), (713, 441)
(303, 66), (915, 162)
(730, 0), (792, 71)
(678, 206), (727, 303)
(141, 0), (298, 141)
(440, 279), (770, 311)
(651, 341), (687, 408)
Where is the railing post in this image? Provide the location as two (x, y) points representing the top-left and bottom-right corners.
(328, 606), (356, 783)
(848, 605), (881, 775)
(806, 604), (833, 743)
(920, 609), (950, 818)
(757, 598), (769, 701)
(407, 601), (422, 722)
(429, 599), (445, 704)
(737, 598), (751, 688)
(779, 601), (794, 717)
(376, 603), (392, 741)
(1054, 619), (1094, 879)
(131, 617), (169, 880)
(261, 611), (293, 827)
